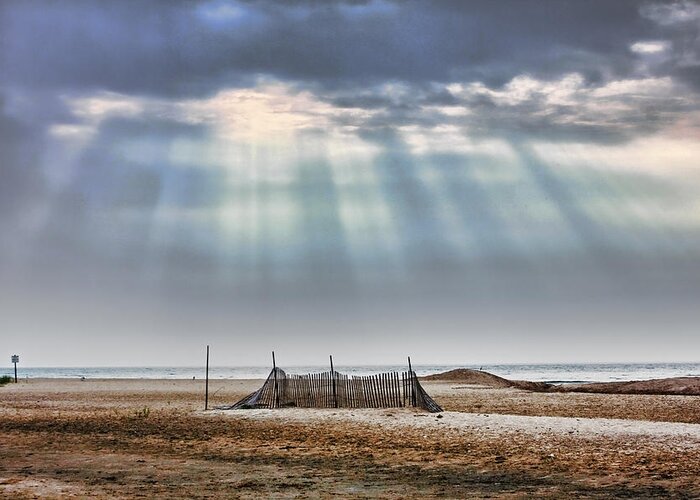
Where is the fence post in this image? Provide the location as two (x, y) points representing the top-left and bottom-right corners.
(330, 355), (337, 408)
(272, 351), (280, 408)
(205, 345), (210, 410)
(408, 356), (416, 407)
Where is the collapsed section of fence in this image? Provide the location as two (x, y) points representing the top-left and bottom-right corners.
(220, 367), (442, 413)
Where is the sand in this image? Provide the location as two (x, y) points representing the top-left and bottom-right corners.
(424, 368), (700, 396)
(214, 407), (700, 441)
(2, 377), (700, 498)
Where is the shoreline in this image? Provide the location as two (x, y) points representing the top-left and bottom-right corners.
(6, 361), (700, 386)
(7, 371), (700, 396)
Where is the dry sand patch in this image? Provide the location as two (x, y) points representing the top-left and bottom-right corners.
(212, 407), (700, 443)
(2, 378), (700, 498)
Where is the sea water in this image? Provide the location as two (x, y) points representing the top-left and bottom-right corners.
(3, 363), (700, 384)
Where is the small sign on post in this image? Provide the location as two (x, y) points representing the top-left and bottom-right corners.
(11, 355), (19, 383)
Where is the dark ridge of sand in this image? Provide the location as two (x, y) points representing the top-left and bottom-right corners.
(421, 368), (552, 391)
(424, 368), (700, 396)
(562, 377), (700, 396)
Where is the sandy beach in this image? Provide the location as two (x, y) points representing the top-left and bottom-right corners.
(2, 377), (700, 498)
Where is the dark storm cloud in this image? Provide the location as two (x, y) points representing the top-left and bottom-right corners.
(640, 1), (700, 90)
(1, 0), (688, 97)
(459, 88), (692, 144)
(3, 0), (699, 144)
(322, 75), (698, 144)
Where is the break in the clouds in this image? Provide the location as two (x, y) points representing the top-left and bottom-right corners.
(1, 0), (700, 365)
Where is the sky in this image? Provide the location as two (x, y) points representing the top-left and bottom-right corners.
(1, 0), (700, 367)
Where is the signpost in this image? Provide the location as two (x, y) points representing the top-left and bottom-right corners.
(11, 355), (19, 383)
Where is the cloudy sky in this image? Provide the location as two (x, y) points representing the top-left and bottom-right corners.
(2, 0), (700, 367)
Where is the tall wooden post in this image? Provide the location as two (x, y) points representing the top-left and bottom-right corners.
(330, 355), (337, 408)
(408, 356), (416, 407)
(272, 351), (280, 408)
(205, 345), (210, 410)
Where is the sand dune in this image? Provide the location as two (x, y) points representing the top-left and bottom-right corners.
(424, 368), (700, 395)
(564, 376), (700, 395)
(422, 368), (552, 391)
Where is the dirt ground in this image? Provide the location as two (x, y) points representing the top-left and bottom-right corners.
(1, 378), (699, 498)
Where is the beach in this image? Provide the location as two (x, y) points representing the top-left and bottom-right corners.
(2, 378), (700, 498)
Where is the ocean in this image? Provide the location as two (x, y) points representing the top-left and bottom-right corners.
(3, 363), (700, 384)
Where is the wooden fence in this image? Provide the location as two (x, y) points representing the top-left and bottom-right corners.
(221, 367), (442, 413)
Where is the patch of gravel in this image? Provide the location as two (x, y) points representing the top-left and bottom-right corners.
(211, 408), (700, 446)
